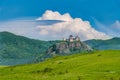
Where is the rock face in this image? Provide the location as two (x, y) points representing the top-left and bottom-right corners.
(47, 39), (93, 56)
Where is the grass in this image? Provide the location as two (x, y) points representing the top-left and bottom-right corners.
(0, 66), (6, 68)
(0, 50), (120, 80)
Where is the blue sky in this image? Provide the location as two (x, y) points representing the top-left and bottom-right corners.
(0, 0), (120, 40)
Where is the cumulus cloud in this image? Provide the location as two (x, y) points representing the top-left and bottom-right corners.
(36, 10), (110, 40)
(0, 10), (111, 41)
(37, 10), (73, 21)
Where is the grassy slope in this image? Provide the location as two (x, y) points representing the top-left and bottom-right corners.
(0, 66), (7, 69)
(0, 50), (120, 80)
(0, 66), (6, 68)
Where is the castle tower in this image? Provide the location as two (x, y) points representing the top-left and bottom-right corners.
(75, 35), (80, 41)
(69, 35), (74, 42)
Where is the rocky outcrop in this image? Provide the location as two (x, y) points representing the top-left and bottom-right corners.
(47, 41), (93, 55)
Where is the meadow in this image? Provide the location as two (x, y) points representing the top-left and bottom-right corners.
(0, 50), (120, 80)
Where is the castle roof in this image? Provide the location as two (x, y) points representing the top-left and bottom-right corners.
(69, 35), (73, 37)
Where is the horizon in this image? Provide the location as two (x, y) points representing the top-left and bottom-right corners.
(1, 31), (120, 42)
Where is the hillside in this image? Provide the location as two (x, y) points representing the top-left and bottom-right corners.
(0, 50), (120, 80)
(0, 32), (93, 65)
(0, 31), (120, 66)
(0, 31), (58, 65)
(84, 37), (120, 50)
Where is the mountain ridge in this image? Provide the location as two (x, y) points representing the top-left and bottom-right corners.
(0, 31), (58, 65)
(84, 37), (120, 50)
(0, 31), (120, 65)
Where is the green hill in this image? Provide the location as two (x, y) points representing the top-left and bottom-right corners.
(84, 37), (120, 50)
(0, 31), (92, 65)
(0, 31), (58, 65)
(0, 50), (120, 80)
(0, 31), (120, 66)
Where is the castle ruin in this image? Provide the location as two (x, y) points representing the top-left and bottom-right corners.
(63, 35), (80, 42)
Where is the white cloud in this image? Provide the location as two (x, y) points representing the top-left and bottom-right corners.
(0, 10), (111, 41)
(37, 10), (73, 21)
(0, 19), (41, 39)
(37, 10), (110, 40)
(94, 19), (120, 37)
(111, 20), (120, 30)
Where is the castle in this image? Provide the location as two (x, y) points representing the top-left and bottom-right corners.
(63, 35), (80, 42)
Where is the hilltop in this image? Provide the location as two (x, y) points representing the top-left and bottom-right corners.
(0, 50), (120, 80)
(0, 31), (58, 65)
(0, 31), (120, 65)
(84, 37), (120, 50)
(0, 32), (93, 65)
(46, 35), (93, 56)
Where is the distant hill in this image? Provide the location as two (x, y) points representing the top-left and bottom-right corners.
(0, 50), (120, 80)
(0, 32), (93, 65)
(0, 31), (58, 65)
(0, 31), (120, 65)
(84, 37), (120, 50)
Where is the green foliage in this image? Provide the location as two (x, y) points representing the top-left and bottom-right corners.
(84, 37), (120, 50)
(0, 31), (59, 65)
(0, 31), (120, 66)
(0, 50), (120, 80)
